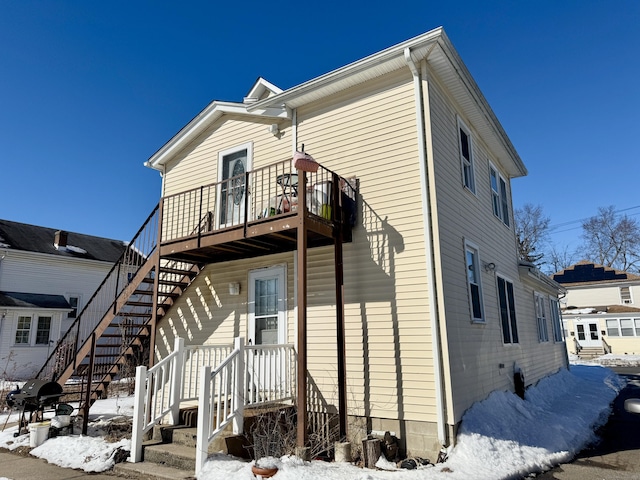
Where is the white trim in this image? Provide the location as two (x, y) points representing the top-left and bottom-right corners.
(457, 116), (476, 195)
(247, 264), (287, 345)
(496, 273), (519, 344)
(488, 161), (510, 227)
(216, 142), (253, 228)
(534, 291), (549, 343)
(464, 239), (484, 323)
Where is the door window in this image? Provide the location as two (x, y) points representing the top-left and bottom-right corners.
(249, 266), (286, 345)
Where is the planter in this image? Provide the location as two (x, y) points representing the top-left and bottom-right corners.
(251, 464), (279, 478)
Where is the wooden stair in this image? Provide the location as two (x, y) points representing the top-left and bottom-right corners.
(35, 206), (203, 414)
(578, 346), (605, 360)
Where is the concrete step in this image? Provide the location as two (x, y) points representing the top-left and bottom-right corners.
(143, 443), (197, 471)
(113, 459), (195, 480)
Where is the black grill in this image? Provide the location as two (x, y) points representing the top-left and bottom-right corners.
(7, 379), (64, 436)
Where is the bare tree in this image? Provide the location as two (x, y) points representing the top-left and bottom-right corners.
(580, 206), (640, 273)
(515, 203), (550, 266)
(546, 245), (578, 275)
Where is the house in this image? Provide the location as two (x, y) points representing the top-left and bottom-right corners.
(39, 27), (567, 470)
(553, 261), (640, 357)
(0, 220), (126, 380)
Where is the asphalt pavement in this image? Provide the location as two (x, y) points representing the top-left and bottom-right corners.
(535, 367), (640, 480)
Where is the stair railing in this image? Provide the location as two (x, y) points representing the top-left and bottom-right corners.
(37, 205), (160, 382)
(130, 336), (185, 463)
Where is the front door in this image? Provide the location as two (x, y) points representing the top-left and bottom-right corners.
(218, 143), (252, 227)
(575, 320), (600, 347)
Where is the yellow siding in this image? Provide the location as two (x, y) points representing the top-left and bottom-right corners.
(297, 70), (436, 423)
(427, 76), (566, 424)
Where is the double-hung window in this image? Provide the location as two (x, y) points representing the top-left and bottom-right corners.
(620, 287), (633, 304)
(458, 119), (475, 193)
(15, 316), (31, 344)
(550, 298), (563, 342)
(465, 242), (484, 322)
(489, 164), (510, 226)
(534, 293), (549, 342)
(497, 276), (519, 344)
(35, 316), (52, 345)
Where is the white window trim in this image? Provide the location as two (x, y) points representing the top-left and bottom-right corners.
(620, 286), (633, 305)
(13, 311), (58, 346)
(489, 162), (510, 227)
(464, 240), (484, 323)
(66, 293), (82, 319)
(534, 292), (549, 343)
(550, 297), (564, 342)
(497, 274), (519, 344)
(457, 117), (476, 194)
(217, 142), (253, 228)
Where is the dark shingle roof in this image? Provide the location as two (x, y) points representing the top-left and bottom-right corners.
(552, 261), (640, 286)
(0, 219), (126, 263)
(0, 291), (71, 309)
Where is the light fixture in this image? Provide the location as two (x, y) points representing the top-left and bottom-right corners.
(268, 124), (280, 136)
(229, 282), (240, 296)
(483, 262), (496, 272)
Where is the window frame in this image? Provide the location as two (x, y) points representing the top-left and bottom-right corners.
(489, 162), (510, 227)
(457, 118), (476, 194)
(67, 295), (80, 318)
(35, 316), (52, 345)
(534, 292), (549, 342)
(497, 275), (519, 344)
(550, 297), (564, 342)
(15, 315), (32, 345)
(620, 286), (633, 304)
(464, 240), (484, 323)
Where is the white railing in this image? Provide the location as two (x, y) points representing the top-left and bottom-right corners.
(182, 344), (234, 401)
(195, 340), (296, 474)
(130, 337), (184, 463)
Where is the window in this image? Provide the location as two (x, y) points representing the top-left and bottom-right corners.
(465, 243), (484, 322)
(489, 164), (510, 226)
(67, 296), (79, 318)
(15, 316), (31, 344)
(35, 316), (52, 344)
(550, 298), (563, 342)
(620, 287), (632, 304)
(534, 293), (549, 342)
(605, 318), (640, 336)
(249, 265), (286, 345)
(458, 120), (475, 193)
(606, 319), (620, 336)
(498, 276), (519, 343)
(620, 318), (634, 336)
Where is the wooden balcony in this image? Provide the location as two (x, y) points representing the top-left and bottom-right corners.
(158, 159), (357, 264)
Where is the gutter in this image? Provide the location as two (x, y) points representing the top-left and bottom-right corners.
(404, 48), (448, 447)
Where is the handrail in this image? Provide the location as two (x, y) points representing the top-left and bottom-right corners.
(37, 204), (161, 382)
(130, 337), (185, 463)
(573, 337), (582, 355)
(602, 337), (612, 354)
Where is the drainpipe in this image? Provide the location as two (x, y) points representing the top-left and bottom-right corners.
(404, 48), (448, 447)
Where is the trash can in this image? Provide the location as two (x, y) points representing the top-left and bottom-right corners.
(29, 421), (51, 447)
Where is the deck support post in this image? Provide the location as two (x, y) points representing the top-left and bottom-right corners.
(296, 171), (308, 448)
(333, 173), (347, 440)
(148, 200), (163, 368)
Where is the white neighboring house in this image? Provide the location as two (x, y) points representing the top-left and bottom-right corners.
(552, 261), (640, 357)
(0, 220), (126, 380)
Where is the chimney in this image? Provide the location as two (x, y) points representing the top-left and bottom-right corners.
(54, 230), (68, 248)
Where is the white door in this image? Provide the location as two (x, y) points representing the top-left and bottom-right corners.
(248, 266), (286, 345)
(247, 266), (287, 401)
(575, 320), (600, 347)
(218, 144), (252, 227)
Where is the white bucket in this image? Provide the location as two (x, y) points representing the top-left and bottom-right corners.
(29, 421), (50, 447)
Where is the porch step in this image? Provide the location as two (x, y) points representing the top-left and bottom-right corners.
(578, 346), (605, 359)
(142, 443), (198, 471)
(113, 460), (195, 480)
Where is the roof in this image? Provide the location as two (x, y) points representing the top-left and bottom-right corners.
(552, 261), (640, 286)
(0, 291), (71, 309)
(518, 261), (566, 294)
(146, 27), (526, 179)
(0, 219), (126, 263)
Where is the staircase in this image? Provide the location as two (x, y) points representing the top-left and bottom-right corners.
(35, 205), (202, 415)
(577, 346), (605, 360)
(114, 408), (252, 479)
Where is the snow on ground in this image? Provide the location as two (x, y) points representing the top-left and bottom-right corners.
(0, 357), (633, 479)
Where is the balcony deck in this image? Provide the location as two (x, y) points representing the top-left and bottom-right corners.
(158, 159), (357, 264)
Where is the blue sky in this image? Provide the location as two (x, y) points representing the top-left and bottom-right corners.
(1, 1), (638, 252)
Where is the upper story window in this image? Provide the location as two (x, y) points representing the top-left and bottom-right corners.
(67, 295), (80, 318)
(534, 293), (549, 342)
(458, 119), (475, 193)
(489, 163), (510, 226)
(465, 241), (484, 323)
(498, 275), (519, 344)
(620, 286), (633, 304)
(550, 298), (563, 342)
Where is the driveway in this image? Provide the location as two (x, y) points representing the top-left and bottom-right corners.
(535, 366), (640, 480)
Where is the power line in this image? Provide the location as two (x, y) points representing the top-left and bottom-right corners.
(548, 206), (640, 233)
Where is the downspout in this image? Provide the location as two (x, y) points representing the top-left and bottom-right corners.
(404, 48), (448, 447)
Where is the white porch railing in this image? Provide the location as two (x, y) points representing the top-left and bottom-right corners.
(130, 336), (295, 472)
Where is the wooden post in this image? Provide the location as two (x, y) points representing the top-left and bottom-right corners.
(296, 171), (308, 448)
(82, 332), (96, 436)
(362, 438), (382, 469)
(148, 200), (163, 368)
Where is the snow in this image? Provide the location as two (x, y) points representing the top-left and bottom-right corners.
(0, 359), (632, 480)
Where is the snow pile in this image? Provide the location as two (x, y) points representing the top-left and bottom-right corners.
(0, 365), (626, 479)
